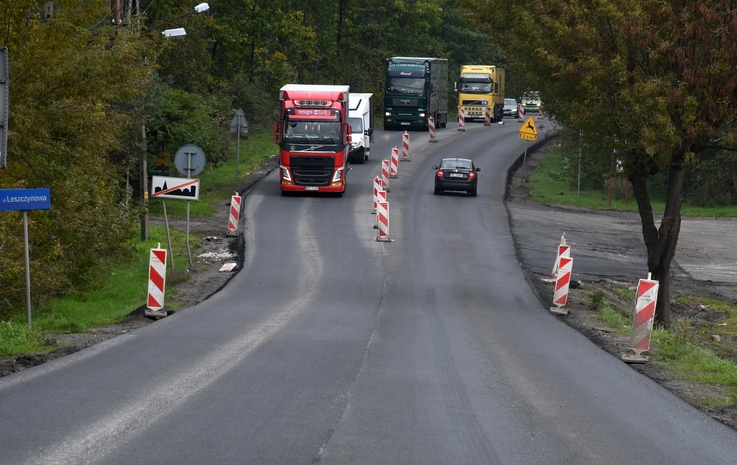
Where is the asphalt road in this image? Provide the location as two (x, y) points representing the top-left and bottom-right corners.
(1, 119), (737, 464)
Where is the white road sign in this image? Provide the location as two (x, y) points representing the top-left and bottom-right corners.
(151, 176), (200, 201)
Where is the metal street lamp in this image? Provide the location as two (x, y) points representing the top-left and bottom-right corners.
(138, 3), (209, 241)
(162, 28), (187, 39)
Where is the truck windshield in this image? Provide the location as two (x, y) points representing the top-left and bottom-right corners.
(348, 117), (363, 134)
(283, 120), (342, 144)
(386, 77), (425, 95)
(460, 79), (492, 94)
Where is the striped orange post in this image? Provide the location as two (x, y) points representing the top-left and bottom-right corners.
(622, 274), (659, 363)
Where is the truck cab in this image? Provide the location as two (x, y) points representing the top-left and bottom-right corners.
(275, 84), (351, 196)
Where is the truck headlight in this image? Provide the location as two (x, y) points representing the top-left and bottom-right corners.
(280, 165), (292, 182)
(385, 112), (391, 116)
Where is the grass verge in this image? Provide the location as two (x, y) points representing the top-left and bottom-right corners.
(527, 148), (737, 217)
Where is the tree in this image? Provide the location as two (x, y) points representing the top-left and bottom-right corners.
(0, 0), (152, 319)
(469, 0), (737, 327)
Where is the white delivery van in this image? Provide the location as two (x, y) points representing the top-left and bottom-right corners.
(348, 93), (374, 164)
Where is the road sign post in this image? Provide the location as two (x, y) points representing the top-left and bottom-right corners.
(1, 188), (52, 327)
(230, 109), (248, 178)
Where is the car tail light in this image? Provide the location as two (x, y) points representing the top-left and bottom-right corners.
(436, 170), (444, 178)
(469, 172), (476, 179)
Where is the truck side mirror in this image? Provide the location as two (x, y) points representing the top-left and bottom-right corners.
(366, 128), (373, 136)
(273, 122), (279, 142)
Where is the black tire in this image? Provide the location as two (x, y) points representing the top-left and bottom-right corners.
(434, 186), (442, 195)
(469, 189), (477, 197)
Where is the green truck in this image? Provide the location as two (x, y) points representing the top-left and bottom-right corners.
(383, 57), (448, 131)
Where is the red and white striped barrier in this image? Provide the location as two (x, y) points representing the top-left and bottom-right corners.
(484, 107), (491, 126)
(374, 189), (386, 229)
(381, 159), (390, 192)
(622, 274), (659, 363)
(550, 235), (572, 315)
(458, 107), (466, 131)
(372, 176), (382, 213)
(145, 245), (168, 318)
(518, 104), (525, 122)
(538, 106), (544, 119)
(390, 147), (399, 178)
(226, 192), (241, 236)
(375, 201), (392, 242)
(429, 116), (438, 143)
(401, 131), (411, 161)
(550, 256), (573, 315)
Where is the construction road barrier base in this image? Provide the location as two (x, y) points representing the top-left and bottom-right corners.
(550, 306), (569, 316)
(144, 309), (168, 319)
(621, 352), (650, 364)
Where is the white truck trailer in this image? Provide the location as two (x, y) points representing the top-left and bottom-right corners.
(348, 93), (374, 164)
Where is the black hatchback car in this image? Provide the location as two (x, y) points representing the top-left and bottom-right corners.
(433, 158), (480, 196)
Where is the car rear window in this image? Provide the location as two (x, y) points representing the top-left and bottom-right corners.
(442, 160), (472, 169)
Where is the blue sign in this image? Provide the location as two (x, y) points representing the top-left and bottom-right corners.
(0, 188), (51, 211)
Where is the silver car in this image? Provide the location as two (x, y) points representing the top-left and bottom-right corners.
(503, 98), (518, 118)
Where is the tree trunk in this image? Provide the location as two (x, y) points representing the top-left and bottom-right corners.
(629, 153), (686, 328)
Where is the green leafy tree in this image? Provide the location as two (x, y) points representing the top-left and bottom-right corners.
(0, 0), (152, 319)
(470, 0), (737, 327)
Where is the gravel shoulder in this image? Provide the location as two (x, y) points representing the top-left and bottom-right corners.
(3, 143), (737, 432)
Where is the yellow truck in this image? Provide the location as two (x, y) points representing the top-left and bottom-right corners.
(456, 65), (505, 123)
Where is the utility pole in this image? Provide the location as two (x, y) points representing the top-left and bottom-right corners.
(140, 124), (149, 241)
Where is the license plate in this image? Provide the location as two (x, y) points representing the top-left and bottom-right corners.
(305, 186), (319, 191)
(401, 122), (410, 126)
(449, 173), (464, 178)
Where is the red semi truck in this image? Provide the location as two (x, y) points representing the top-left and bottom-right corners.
(274, 84), (351, 196)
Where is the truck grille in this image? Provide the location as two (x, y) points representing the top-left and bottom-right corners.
(290, 156), (335, 186)
(392, 98), (419, 106)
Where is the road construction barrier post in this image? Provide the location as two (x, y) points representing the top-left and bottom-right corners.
(381, 159), (391, 192)
(401, 131), (411, 161)
(376, 201), (392, 242)
(145, 244), (168, 318)
(429, 116), (438, 143)
(390, 147), (399, 178)
(550, 235), (572, 315)
(226, 191), (241, 236)
(458, 107), (466, 131)
(484, 107), (491, 126)
(622, 273), (659, 363)
(519, 104), (525, 122)
(373, 189), (386, 229)
(538, 106), (544, 119)
(372, 176), (382, 214)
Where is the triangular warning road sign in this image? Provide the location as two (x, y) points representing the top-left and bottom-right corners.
(519, 117), (538, 136)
